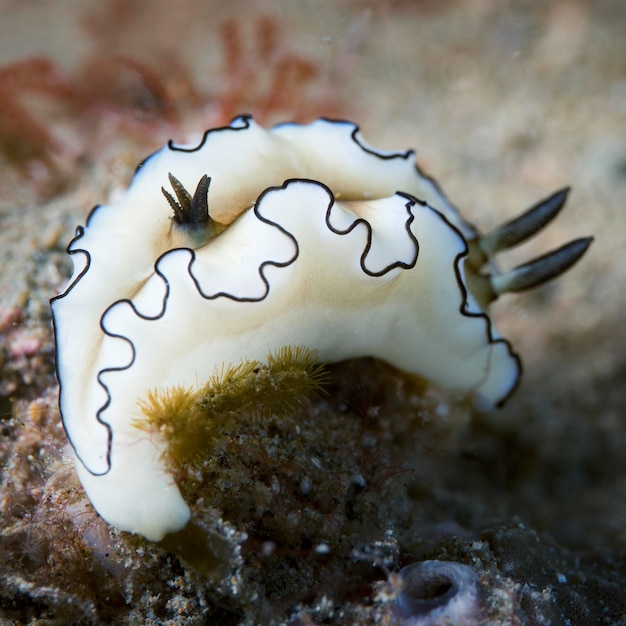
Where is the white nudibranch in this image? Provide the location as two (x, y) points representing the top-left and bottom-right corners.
(51, 116), (592, 541)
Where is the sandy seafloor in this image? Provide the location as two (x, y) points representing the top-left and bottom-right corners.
(0, 0), (625, 624)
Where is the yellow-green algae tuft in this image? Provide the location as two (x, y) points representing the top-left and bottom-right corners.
(134, 345), (330, 468)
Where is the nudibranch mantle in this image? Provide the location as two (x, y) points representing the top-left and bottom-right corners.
(51, 116), (590, 540)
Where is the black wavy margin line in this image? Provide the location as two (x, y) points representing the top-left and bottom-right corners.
(324, 189), (420, 276)
(52, 178), (419, 476)
(433, 208), (522, 407)
(49, 116), (265, 475)
(50, 116), (520, 478)
(272, 116), (478, 236)
(137, 113), (473, 236)
(50, 228), (112, 476)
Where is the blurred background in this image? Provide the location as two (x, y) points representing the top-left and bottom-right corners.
(0, 0), (625, 622)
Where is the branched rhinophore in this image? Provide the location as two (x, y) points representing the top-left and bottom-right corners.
(135, 346), (329, 467)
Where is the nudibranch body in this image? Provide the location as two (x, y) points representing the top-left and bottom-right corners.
(51, 116), (591, 540)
